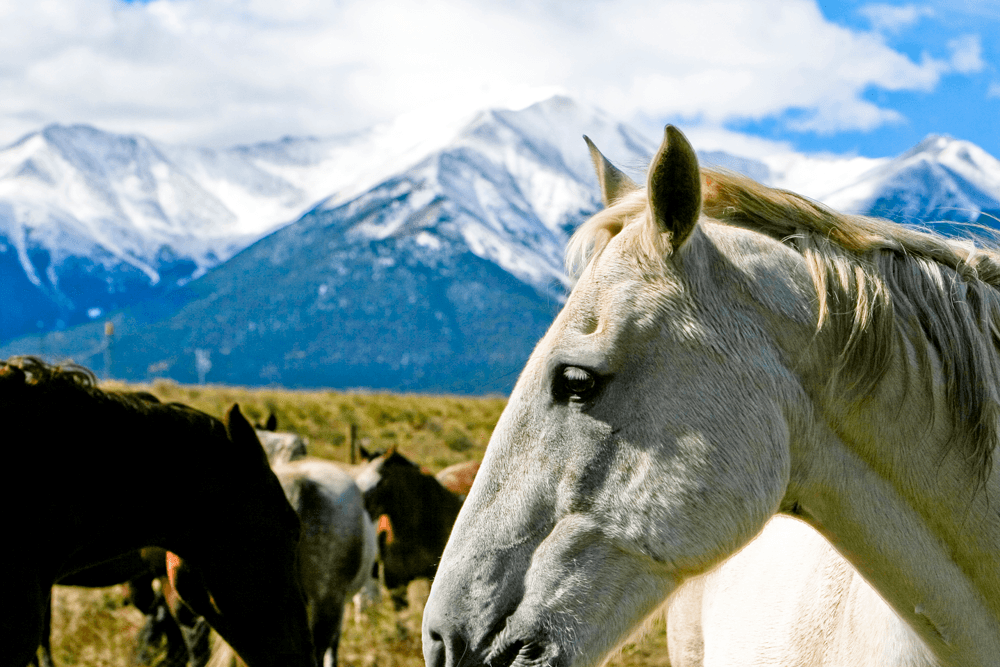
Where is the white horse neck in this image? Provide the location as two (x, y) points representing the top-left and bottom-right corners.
(668, 516), (939, 667)
(773, 261), (1000, 665)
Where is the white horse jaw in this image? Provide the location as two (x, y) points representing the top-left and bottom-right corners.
(423, 512), (680, 667)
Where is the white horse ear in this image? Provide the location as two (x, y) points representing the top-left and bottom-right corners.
(647, 125), (701, 249)
(584, 135), (639, 207)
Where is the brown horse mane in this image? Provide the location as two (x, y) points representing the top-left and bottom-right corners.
(567, 168), (1000, 489)
(1, 356), (183, 415)
(1, 356), (98, 390)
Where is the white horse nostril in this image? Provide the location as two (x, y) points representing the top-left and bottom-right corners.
(422, 623), (467, 667)
(425, 632), (446, 667)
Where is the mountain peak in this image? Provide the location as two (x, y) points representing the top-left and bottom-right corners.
(822, 132), (1000, 224)
(898, 133), (973, 162)
(3, 98), (1000, 391)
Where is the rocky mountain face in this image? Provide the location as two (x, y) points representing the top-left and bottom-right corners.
(2, 97), (998, 392)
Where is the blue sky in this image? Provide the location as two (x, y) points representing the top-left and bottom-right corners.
(0, 0), (996, 161)
(738, 0), (1000, 157)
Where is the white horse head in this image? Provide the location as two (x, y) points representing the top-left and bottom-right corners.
(422, 127), (1000, 667)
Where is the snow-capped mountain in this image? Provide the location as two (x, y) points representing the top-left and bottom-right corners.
(308, 96), (656, 301)
(0, 125), (318, 339)
(700, 136), (1000, 226)
(2, 95), (999, 391)
(0, 113), (493, 341)
(1, 97), (656, 390)
(821, 135), (1000, 225)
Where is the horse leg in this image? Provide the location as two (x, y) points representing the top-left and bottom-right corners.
(132, 607), (162, 666)
(132, 590), (189, 667)
(170, 602), (210, 667)
(351, 561), (381, 624)
(664, 576), (705, 667)
(36, 597), (55, 667)
(183, 618), (211, 667)
(159, 570), (210, 667)
(310, 596), (346, 667)
(3, 573), (46, 667)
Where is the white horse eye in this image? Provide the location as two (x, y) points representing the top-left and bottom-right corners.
(559, 366), (597, 400)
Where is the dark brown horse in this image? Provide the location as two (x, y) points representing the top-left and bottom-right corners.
(33, 390), (180, 667)
(354, 449), (464, 607)
(35, 385), (215, 667)
(2, 357), (314, 667)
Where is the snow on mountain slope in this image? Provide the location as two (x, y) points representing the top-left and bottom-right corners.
(4, 94), (1000, 391)
(762, 152), (889, 202)
(0, 120), (449, 338)
(218, 101), (502, 219)
(0, 117), (470, 271)
(0, 125), (311, 338)
(698, 136), (998, 226)
(821, 135), (1000, 223)
(0, 126), (230, 305)
(318, 96), (657, 299)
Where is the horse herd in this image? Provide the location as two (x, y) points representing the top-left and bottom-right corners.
(4, 356), (475, 667)
(7, 126), (1000, 667)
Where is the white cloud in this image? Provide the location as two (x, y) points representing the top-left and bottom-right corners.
(858, 4), (935, 33)
(0, 0), (967, 147)
(989, 82), (1000, 99)
(947, 34), (984, 73)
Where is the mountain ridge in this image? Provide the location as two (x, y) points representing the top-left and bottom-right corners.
(822, 134), (1000, 224)
(3, 97), (999, 392)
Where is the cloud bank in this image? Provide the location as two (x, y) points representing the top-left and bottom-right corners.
(0, 0), (985, 150)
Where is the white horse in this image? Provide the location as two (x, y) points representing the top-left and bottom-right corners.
(256, 429), (309, 465)
(421, 126), (1000, 667)
(666, 515), (936, 665)
(208, 458), (378, 667)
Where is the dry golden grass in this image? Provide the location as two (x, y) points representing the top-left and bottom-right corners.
(46, 580), (671, 667)
(45, 585), (153, 667)
(44, 382), (672, 667)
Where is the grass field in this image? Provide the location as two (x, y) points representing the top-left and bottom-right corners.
(43, 382), (673, 667)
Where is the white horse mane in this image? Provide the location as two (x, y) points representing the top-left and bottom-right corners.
(567, 168), (1000, 488)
